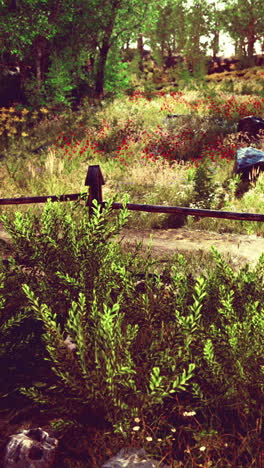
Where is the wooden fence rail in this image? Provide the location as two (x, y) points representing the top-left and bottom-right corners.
(0, 164), (264, 222)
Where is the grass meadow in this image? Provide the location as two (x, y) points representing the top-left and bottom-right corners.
(1, 87), (264, 236)
(0, 77), (263, 467)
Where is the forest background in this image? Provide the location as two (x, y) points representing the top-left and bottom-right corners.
(0, 0), (263, 109)
(0, 1), (264, 466)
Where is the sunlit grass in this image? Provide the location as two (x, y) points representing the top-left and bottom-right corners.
(0, 84), (264, 467)
(0, 87), (264, 235)
(205, 66), (264, 97)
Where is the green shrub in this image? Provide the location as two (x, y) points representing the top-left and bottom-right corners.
(0, 172), (263, 466)
(105, 48), (132, 97)
(6, 197), (196, 436)
(43, 49), (76, 109)
(192, 158), (217, 208)
(23, 79), (48, 108)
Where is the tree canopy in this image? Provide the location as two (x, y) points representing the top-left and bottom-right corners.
(0, 0), (263, 106)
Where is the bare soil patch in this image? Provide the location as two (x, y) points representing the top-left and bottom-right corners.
(0, 222), (263, 270)
(117, 227), (264, 270)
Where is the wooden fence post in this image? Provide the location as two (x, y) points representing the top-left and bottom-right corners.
(84, 165), (105, 216)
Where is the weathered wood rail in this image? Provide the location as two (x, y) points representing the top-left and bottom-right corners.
(0, 164), (264, 222)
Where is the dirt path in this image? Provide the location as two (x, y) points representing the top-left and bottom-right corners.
(116, 227), (264, 269)
(0, 222), (263, 269)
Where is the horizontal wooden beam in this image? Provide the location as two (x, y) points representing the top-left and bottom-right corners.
(104, 202), (264, 222)
(0, 193), (84, 205)
(0, 195), (263, 222)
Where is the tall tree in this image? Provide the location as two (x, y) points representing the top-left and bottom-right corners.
(209, 2), (221, 57)
(0, 0), (73, 87)
(89, 0), (165, 97)
(220, 0), (264, 61)
(147, 0), (188, 60)
(0, 0), (167, 100)
(183, 0), (211, 74)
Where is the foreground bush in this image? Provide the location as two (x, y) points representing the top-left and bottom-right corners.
(0, 198), (263, 467)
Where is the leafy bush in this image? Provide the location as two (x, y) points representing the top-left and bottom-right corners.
(43, 50), (76, 109)
(1, 197), (197, 434)
(192, 157), (218, 208)
(0, 150), (263, 466)
(105, 48), (132, 97)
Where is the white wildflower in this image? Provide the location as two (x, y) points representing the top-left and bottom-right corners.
(183, 411), (196, 417)
(132, 426), (140, 431)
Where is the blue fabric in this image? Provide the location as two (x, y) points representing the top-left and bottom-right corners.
(236, 147), (264, 171)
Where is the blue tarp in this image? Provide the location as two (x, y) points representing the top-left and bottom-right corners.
(236, 147), (264, 172)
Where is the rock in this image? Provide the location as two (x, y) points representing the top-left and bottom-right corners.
(207, 56), (240, 74)
(235, 146), (264, 180)
(0, 65), (27, 107)
(165, 114), (186, 120)
(4, 427), (58, 468)
(254, 54), (264, 66)
(237, 116), (264, 140)
(102, 447), (170, 468)
(30, 143), (53, 154)
(3, 66), (21, 77)
(163, 114), (190, 126)
(163, 54), (183, 69)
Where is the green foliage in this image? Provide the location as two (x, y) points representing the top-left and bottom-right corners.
(0, 0), (64, 59)
(0, 196), (197, 436)
(0, 195), (263, 464)
(0, 0), (263, 108)
(0, 260), (49, 400)
(43, 50), (76, 108)
(192, 158), (218, 208)
(174, 63), (193, 90)
(104, 48), (132, 97)
(0, 196), (199, 435)
(149, 0), (187, 58)
(220, 0), (263, 59)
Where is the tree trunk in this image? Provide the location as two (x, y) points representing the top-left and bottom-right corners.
(212, 31), (219, 57)
(247, 21), (255, 65)
(235, 37), (246, 57)
(36, 45), (42, 89)
(94, 1), (119, 98)
(95, 39), (110, 98)
(19, 62), (31, 85)
(34, 36), (47, 90)
(172, 36), (176, 55)
(137, 33), (144, 72)
(161, 41), (165, 58)
(7, 0), (17, 12)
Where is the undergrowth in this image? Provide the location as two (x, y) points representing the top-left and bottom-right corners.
(0, 199), (263, 467)
(1, 87), (264, 237)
